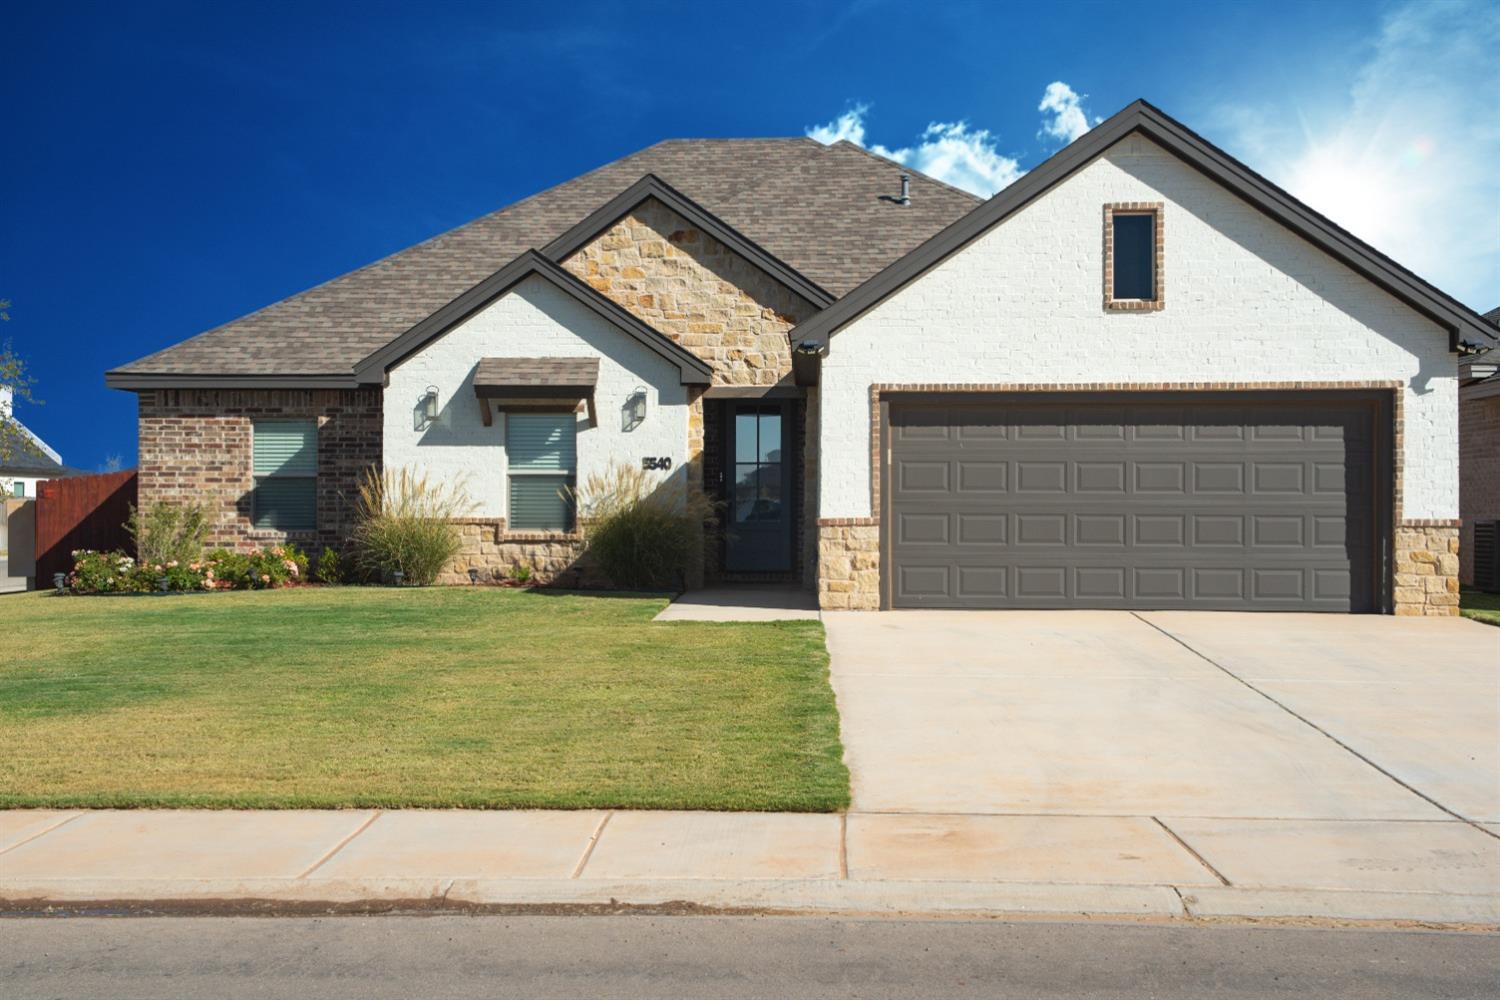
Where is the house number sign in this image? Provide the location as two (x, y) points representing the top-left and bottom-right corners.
(642, 456), (673, 471)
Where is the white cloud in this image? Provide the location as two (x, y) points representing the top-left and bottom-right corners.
(805, 103), (869, 146)
(1218, 0), (1500, 309)
(868, 123), (1024, 198)
(1037, 82), (1098, 145)
(805, 106), (1023, 197)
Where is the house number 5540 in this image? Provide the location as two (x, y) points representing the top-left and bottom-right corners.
(642, 456), (673, 471)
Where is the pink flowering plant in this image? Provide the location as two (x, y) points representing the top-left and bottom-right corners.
(67, 544), (308, 594)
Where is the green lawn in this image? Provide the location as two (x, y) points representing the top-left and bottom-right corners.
(0, 588), (849, 811)
(1460, 588), (1500, 627)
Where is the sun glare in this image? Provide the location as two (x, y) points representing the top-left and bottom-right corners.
(1287, 146), (1400, 244)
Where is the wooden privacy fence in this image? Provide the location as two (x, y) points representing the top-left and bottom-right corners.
(35, 470), (138, 582)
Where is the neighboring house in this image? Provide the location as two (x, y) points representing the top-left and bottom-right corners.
(106, 100), (1498, 615)
(0, 386), (78, 498)
(1459, 306), (1500, 587)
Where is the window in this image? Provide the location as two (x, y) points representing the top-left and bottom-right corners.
(252, 420), (317, 531)
(11, 481), (24, 498)
(1104, 203), (1164, 310)
(733, 406), (784, 524)
(507, 412), (576, 531)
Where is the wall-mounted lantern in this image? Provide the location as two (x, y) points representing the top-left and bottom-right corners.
(623, 386), (648, 432)
(468, 567), (480, 585)
(415, 386), (440, 431)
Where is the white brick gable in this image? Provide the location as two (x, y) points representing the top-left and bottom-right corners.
(818, 134), (1457, 520)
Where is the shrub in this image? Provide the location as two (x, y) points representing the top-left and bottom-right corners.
(67, 545), (306, 594)
(353, 466), (474, 586)
(126, 501), (211, 566)
(315, 546), (342, 585)
(569, 463), (716, 591)
(510, 563), (533, 585)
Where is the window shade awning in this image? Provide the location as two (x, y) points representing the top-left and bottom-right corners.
(473, 357), (599, 426)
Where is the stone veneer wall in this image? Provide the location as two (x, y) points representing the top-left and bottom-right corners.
(561, 197), (815, 386)
(1393, 523), (1461, 616)
(1459, 392), (1500, 585)
(137, 388), (382, 553)
(438, 519), (599, 588)
(816, 519), (880, 609)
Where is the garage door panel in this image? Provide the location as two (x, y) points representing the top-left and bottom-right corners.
(888, 396), (1381, 611)
(957, 461), (1008, 492)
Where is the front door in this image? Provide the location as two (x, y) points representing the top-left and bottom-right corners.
(724, 401), (793, 572)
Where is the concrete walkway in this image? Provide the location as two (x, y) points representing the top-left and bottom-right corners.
(3, 807), (1497, 924)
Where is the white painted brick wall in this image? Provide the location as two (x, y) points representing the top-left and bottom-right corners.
(820, 134), (1457, 519)
(384, 274), (690, 517)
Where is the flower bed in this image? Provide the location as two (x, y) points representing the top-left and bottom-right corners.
(68, 545), (309, 594)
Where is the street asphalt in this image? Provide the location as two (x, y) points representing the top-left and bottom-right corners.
(3, 914), (1497, 999)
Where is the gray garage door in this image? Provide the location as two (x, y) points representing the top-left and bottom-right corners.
(887, 395), (1383, 611)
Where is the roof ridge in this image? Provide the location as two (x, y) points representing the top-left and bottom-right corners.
(823, 139), (985, 203)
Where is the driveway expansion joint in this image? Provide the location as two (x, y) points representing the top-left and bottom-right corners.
(1152, 817), (1231, 886)
(1130, 612), (1498, 841)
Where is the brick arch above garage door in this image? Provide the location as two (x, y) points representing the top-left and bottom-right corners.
(877, 388), (1395, 612)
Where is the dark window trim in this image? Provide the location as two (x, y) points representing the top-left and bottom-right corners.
(1103, 203), (1164, 311)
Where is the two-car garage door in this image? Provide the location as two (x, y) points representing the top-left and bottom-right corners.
(886, 394), (1387, 612)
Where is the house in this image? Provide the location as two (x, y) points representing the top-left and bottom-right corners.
(0, 386), (78, 498)
(1459, 307), (1500, 588)
(106, 100), (1498, 614)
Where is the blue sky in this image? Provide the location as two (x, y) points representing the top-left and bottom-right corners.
(3, 0), (1497, 470)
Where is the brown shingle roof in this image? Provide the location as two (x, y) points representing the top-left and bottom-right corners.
(473, 357), (599, 389)
(112, 138), (979, 381)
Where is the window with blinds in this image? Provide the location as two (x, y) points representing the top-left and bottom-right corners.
(252, 420), (317, 531)
(506, 412), (576, 531)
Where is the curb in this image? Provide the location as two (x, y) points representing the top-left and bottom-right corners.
(4, 878), (1498, 927)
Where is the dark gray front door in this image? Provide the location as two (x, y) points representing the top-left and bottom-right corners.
(725, 401), (793, 572)
(887, 394), (1384, 611)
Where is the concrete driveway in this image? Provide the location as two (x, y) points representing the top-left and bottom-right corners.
(825, 610), (1498, 821)
(825, 611), (1500, 903)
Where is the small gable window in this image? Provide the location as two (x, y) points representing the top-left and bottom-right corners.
(1104, 203), (1164, 311)
(252, 419), (318, 531)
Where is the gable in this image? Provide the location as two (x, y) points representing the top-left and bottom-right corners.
(353, 250), (710, 386)
(793, 101), (1497, 355)
(558, 195), (819, 388)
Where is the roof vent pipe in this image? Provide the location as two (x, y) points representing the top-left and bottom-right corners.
(899, 173), (911, 206)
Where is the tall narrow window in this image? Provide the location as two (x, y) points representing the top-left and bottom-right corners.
(507, 412), (577, 531)
(252, 420), (317, 531)
(1104, 204), (1164, 310)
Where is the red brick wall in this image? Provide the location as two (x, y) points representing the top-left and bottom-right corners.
(137, 388), (382, 552)
(1460, 390), (1500, 584)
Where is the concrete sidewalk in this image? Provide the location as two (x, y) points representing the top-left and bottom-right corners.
(4, 808), (1497, 924)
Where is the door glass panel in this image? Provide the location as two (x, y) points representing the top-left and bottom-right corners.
(758, 412), (782, 462)
(735, 464), (782, 523)
(735, 412), (758, 463)
(734, 465), (759, 523)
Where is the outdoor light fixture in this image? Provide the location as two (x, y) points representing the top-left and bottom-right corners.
(468, 567), (480, 585)
(53, 572), (66, 595)
(624, 386), (648, 432)
(416, 385), (440, 430)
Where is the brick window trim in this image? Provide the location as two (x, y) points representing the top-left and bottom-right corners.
(865, 379), (1409, 523)
(1103, 202), (1165, 312)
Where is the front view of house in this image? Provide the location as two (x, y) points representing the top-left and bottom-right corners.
(108, 101), (1497, 614)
